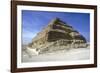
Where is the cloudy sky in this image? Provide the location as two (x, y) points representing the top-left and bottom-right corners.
(22, 10), (90, 45)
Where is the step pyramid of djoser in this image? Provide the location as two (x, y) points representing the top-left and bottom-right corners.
(29, 18), (86, 48)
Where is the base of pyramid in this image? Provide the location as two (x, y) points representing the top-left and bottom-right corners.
(27, 40), (88, 55)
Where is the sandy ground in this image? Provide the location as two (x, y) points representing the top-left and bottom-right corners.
(22, 48), (90, 62)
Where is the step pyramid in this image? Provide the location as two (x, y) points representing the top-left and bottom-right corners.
(28, 17), (87, 53)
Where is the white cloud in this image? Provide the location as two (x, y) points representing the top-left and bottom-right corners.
(22, 30), (38, 44)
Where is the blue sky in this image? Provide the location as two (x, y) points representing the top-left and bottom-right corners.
(22, 10), (90, 45)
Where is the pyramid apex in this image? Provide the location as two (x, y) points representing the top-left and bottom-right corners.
(49, 17), (62, 25)
(53, 17), (60, 20)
